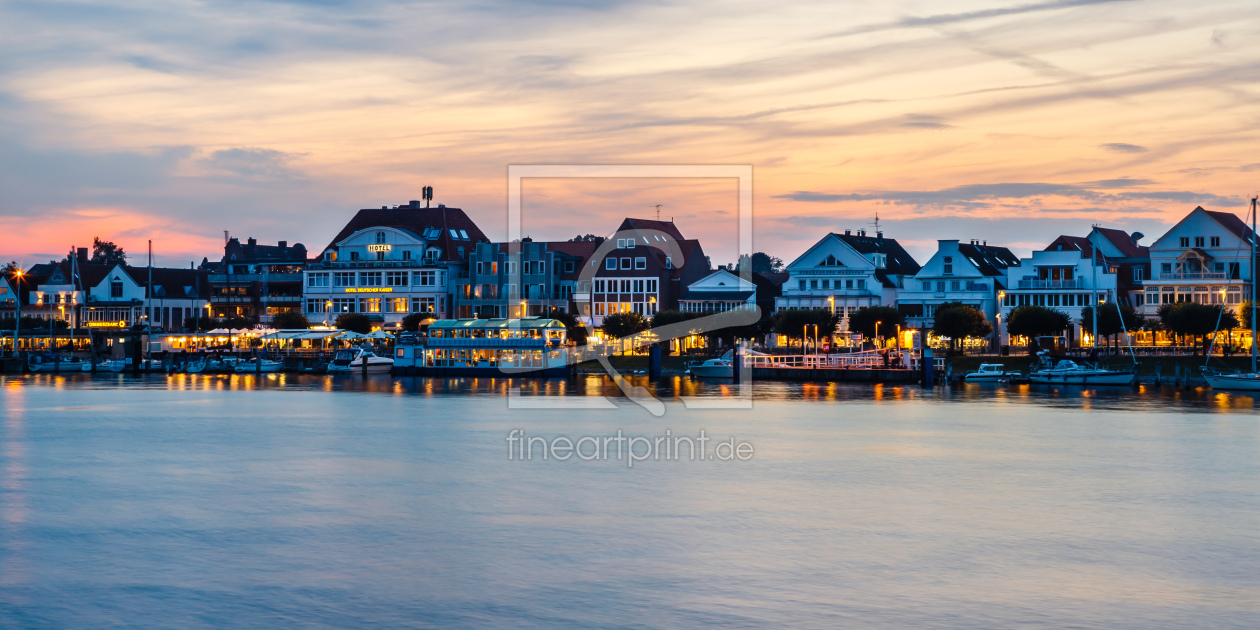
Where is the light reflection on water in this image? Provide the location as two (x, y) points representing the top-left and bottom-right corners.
(0, 374), (1257, 628)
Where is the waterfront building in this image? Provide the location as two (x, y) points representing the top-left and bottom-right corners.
(678, 269), (784, 316)
(774, 229), (921, 319)
(998, 245), (1118, 346)
(455, 239), (599, 318)
(898, 239), (1020, 345)
(0, 273), (17, 320)
(303, 201), (489, 330)
(1044, 226), (1150, 309)
(581, 218), (711, 326)
(1140, 206), (1252, 320)
(18, 250), (209, 331)
(203, 237), (308, 324)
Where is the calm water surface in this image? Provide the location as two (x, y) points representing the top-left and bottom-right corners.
(1, 374), (1257, 628)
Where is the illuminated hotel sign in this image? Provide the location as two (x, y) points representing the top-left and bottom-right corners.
(367, 244), (391, 252)
(345, 287), (394, 293)
(88, 320), (128, 328)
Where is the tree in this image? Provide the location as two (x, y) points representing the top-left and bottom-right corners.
(735, 252), (784, 274)
(601, 312), (649, 341)
(568, 234), (605, 244)
(1006, 306), (1070, 349)
(400, 313), (429, 332)
(848, 306), (902, 341)
(271, 311), (311, 330)
(546, 308), (588, 346)
(335, 313), (372, 334)
(89, 237), (127, 265)
(1159, 302), (1238, 354)
(1, 261), (17, 274)
(1079, 304), (1144, 347)
(931, 302), (992, 353)
(650, 310), (696, 329)
(1240, 300), (1254, 331)
(183, 316), (219, 331)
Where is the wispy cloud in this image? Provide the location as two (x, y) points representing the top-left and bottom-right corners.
(1100, 143), (1148, 153)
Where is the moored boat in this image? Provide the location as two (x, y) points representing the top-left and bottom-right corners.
(326, 347), (393, 374)
(1028, 352), (1136, 386)
(1201, 368), (1260, 391)
(235, 359), (283, 373)
(963, 363), (1022, 382)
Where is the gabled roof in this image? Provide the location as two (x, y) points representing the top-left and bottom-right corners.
(1044, 235), (1093, 258)
(25, 260), (114, 290)
(833, 232), (921, 275)
(1091, 227), (1149, 258)
(323, 206), (489, 262)
(119, 266), (210, 299)
(1202, 208), (1255, 242)
(957, 242), (1021, 276)
(616, 218), (686, 242)
(224, 238), (308, 263)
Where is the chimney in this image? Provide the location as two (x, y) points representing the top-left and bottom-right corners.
(983, 240), (987, 246)
(278, 240), (287, 249)
(247, 237), (257, 247)
(876, 231), (883, 238)
(77, 247), (88, 265)
(409, 200), (420, 209)
(844, 230), (851, 235)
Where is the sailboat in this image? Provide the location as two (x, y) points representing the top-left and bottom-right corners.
(1201, 196), (1260, 391)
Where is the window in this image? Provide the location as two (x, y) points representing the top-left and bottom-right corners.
(950, 280), (960, 291)
(307, 272), (329, 287)
(798, 280), (806, 290)
(376, 232), (386, 244)
(620, 257), (632, 270)
(449, 229), (459, 240)
(1133, 267), (1145, 281)
(386, 272), (408, 287)
(414, 270), (436, 286)
(846, 280), (854, 289)
(332, 298), (355, 313)
(943, 256), (953, 275)
(1214, 262), (1225, 273)
(1195, 236), (1205, 247)
(936, 281), (945, 292)
(634, 280), (645, 292)
(635, 257), (647, 270)
(305, 299), (328, 314)
(360, 297), (382, 313)
(459, 230), (469, 240)
(350, 251), (359, 261)
(922, 281), (931, 291)
(360, 272), (382, 286)
(110, 279), (123, 298)
(564, 261), (575, 273)
(595, 280), (605, 293)
(665, 257), (673, 269)
(1160, 263), (1172, 273)
(387, 297), (409, 313)
(857, 279), (865, 289)
(1211, 236), (1220, 247)
(810, 280), (818, 289)
(647, 279), (657, 293)
(606, 258), (617, 270)
(620, 279), (631, 293)
(1229, 262), (1241, 279)
(821, 280), (830, 289)
(411, 297), (436, 313)
(1179, 237), (1189, 247)
(402, 250), (411, 260)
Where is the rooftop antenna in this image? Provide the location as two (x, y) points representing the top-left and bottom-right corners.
(650, 204), (664, 221)
(869, 212), (882, 235)
(422, 185), (434, 208)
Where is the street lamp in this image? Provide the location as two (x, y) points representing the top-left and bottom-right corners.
(324, 300), (332, 327)
(875, 320), (881, 348)
(520, 299), (527, 318)
(10, 269), (22, 357)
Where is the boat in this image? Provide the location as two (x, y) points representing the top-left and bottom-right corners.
(80, 359), (112, 372)
(963, 363), (1022, 382)
(235, 359), (283, 373)
(326, 347), (393, 374)
(688, 352), (735, 378)
(1201, 368), (1260, 391)
(27, 354), (83, 372)
(392, 317), (571, 377)
(1028, 352), (1137, 386)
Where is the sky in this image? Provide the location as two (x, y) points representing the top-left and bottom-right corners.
(1, 0), (1258, 269)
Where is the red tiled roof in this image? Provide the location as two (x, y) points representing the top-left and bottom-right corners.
(322, 206), (489, 262)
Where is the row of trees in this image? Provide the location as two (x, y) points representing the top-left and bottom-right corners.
(1005, 301), (1253, 354)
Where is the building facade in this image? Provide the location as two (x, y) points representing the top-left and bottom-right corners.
(774, 230), (921, 321)
(454, 239), (598, 319)
(581, 218), (711, 326)
(1140, 206), (1252, 321)
(998, 248), (1118, 346)
(303, 202), (488, 330)
(899, 239), (1020, 340)
(204, 238), (308, 325)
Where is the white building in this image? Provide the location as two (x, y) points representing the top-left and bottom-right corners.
(998, 248), (1118, 346)
(678, 269), (757, 313)
(304, 203), (488, 330)
(22, 254), (209, 331)
(1140, 206), (1253, 319)
(774, 230), (921, 319)
(899, 239), (1020, 340)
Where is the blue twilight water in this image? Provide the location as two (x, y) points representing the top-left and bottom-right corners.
(0, 374), (1257, 628)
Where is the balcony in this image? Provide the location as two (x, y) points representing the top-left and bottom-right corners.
(1159, 272), (1227, 280)
(1016, 278), (1082, 289)
(306, 260), (438, 270)
(208, 273), (303, 283)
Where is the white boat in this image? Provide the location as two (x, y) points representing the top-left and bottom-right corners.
(688, 355), (735, 378)
(1201, 368), (1260, 391)
(235, 359), (283, 373)
(327, 347), (393, 374)
(1028, 354), (1136, 386)
(963, 363), (1022, 382)
(81, 359), (112, 372)
(27, 354), (83, 372)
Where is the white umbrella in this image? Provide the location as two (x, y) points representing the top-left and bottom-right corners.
(338, 331), (368, 340)
(366, 330), (394, 339)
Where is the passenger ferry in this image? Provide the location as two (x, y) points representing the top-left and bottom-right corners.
(393, 317), (572, 377)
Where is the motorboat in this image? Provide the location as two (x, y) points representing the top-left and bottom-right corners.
(80, 359), (112, 372)
(1200, 368), (1260, 391)
(235, 359), (283, 373)
(688, 351), (736, 379)
(963, 363), (1022, 382)
(27, 354), (83, 372)
(1028, 353), (1137, 386)
(327, 347), (393, 374)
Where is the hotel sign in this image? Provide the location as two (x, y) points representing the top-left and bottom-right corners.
(367, 244), (391, 252)
(345, 287), (394, 293)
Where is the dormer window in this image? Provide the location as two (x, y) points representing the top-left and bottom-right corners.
(824, 255), (837, 266)
(943, 256), (953, 275)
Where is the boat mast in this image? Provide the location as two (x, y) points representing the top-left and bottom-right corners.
(147, 240), (153, 360)
(1091, 234), (1098, 351)
(1252, 196), (1257, 373)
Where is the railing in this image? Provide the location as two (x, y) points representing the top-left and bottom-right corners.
(428, 337), (552, 348)
(1159, 272), (1227, 280)
(306, 260), (437, 270)
(744, 350), (885, 369)
(208, 273), (303, 283)
(1016, 278), (1082, 289)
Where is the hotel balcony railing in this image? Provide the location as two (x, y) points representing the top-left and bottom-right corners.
(1016, 278), (1082, 289)
(306, 259), (439, 270)
(1159, 272), (1227, 280)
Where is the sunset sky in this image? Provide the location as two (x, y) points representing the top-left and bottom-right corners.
(2, 0), (1258, 268)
